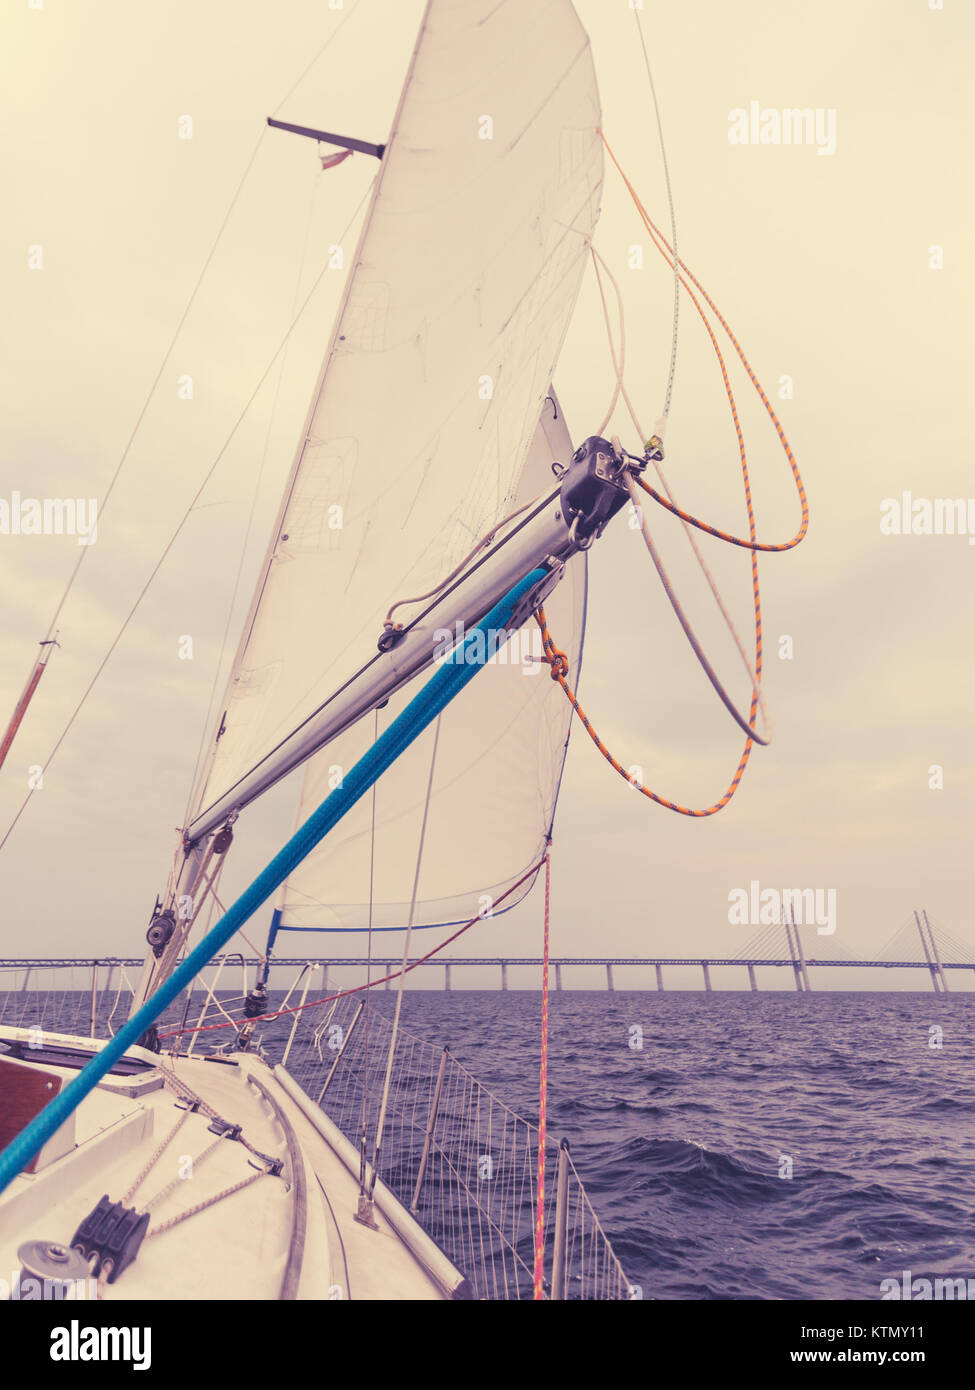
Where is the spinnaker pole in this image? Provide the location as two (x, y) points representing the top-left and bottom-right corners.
(128, 434), (632, 1017)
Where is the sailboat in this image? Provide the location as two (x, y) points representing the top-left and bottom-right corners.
(0, 0), (803, 1302)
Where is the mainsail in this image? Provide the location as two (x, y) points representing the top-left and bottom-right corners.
(190, 0), (603, 931)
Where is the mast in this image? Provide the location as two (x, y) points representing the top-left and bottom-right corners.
(0, 637), (58, 772)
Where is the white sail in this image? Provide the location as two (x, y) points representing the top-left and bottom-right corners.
(191, 0), (603, 926)
(279, 399), (586, 933)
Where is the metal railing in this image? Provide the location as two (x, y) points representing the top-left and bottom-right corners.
(0, 959), (634, 1300)
(280, 990), (634, 1300)
(0, 958), (250, 1042)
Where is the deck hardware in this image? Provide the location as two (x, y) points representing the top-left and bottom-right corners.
(17, 1239), (91, 1298)
(71, 1196), (149, 1283)
(550, 1139), (571, 1300)
(206, 1117), (241, 1140)
(146, 909), (177, 958)
(354, 1192), (379, 1231)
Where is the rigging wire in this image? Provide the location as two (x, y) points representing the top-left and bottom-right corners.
(624, 472), (769, 745)
(366, 715), (442, 1202)
(27, 134), (266, 650)
(157, 721), (543, 1046)
(588, 24), (778, 746)
(382, 489), (551, 633)
(591, 246), (626, 438)
(182, 169), (325, 828)
(359, 708), (380, 1195)
(633, 6), (680, 435)
(589, 243), (768, 737)
(532, 850), (552, 1301)
(13, 2), (362, 660)
(536, 125), (812, 812)
(0, 183), (376, 856)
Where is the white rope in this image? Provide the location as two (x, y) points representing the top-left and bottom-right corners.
(105, 963), (137, 1037)
(625, 474), (769, 745)
(367, 714), (442, 1198)
(383, 490), (552, 631)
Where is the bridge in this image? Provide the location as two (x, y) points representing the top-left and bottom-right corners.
(0, 911), (970, 993)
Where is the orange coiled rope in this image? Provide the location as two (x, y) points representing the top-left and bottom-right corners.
(532, 135), (809, 818)
(532, 851), (552, 1300)
(600, 129), (809, 554)
(536, 605), (754, 817)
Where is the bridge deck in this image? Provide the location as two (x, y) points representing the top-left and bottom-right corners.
(1, 958), (972, 970)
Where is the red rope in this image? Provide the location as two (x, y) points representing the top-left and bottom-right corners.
(532, 851), (552, 1300)
(157, 857), (546, 1039)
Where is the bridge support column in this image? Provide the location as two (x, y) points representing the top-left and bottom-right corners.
(655, 963), (664, 991)
(701, 961), (712, 992)
(747, 964), (757, 992)
(501, 961), (508, 992)
(555, 963), (562, 992)
(384, 972), (390, 990)
(606, 964), (614, 992)
(792, 914), (811, 991)
(915, 909), (946, 994)
(785, 917), (805, 991)
(923, 910), (949, 993)
(445, 963), (452, 991)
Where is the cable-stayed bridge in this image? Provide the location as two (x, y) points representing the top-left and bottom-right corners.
(721, 908), (969, 993)
(1, 911), (972, 993)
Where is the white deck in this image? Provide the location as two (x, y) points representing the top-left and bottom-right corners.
(0, 1028), (460, 1301)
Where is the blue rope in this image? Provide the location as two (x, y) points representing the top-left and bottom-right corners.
(0, 567), (547, 1196)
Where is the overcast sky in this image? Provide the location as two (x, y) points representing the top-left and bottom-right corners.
(1, 0), (972, 992)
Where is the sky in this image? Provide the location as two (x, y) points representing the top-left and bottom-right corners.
(1, 0), (973, 992)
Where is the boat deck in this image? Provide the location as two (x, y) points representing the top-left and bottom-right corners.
(0, 1027), (457, 1301)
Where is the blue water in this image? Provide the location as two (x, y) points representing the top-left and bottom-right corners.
(352, 991), (975, 1300)
(5, 985), (973, 1299)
